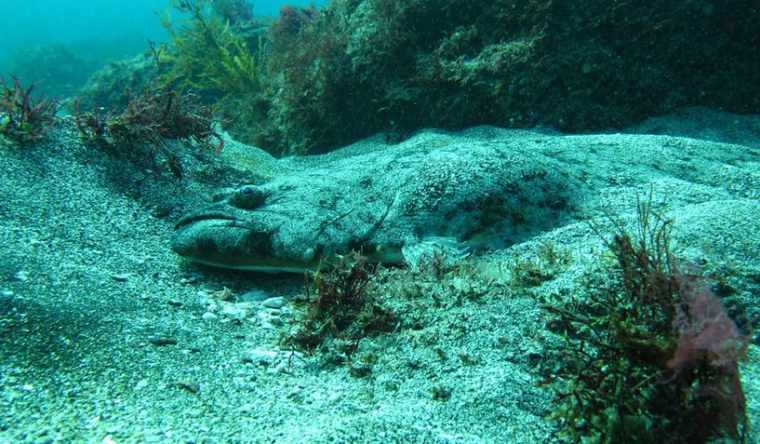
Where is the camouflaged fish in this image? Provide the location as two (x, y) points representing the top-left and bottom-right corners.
(171, 130), (572, 273)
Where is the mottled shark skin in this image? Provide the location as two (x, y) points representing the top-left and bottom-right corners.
(171, 130), (575, 272)
(172, 121), (760, 273)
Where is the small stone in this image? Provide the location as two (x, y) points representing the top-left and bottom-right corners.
(221, 304), (249, 321)
(243, 348), (278, 365)
(13, 271), (29, 282)
(201, 312), (218, 321)
(262, 297), (286, 309)
(149, 337), (178, 346)
(176, 381), (199, 394)
(431, 386), (452, 401)
(238, 289), (271, 303)
(112, 273), (131, 282)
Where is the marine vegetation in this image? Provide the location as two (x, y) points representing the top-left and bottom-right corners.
(543, 197), (750, 443)
(159, 0), (265, 97)
(0, 76), (58, 144)
(157, 0), (269, 143)
(263, 4), (354, 155)
(282, 253), (396, 354)
(75, 88), (222, 178)
(69, 0), (760, 156)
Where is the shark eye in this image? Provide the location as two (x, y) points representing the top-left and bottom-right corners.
(230, 185), (267, 210)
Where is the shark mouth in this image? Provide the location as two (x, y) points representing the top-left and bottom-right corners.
(174, 211), (243, 230)
(171, 212), (313, 273)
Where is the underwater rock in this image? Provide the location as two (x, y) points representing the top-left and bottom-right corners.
(261, 297), (286, 309)
(74, 53), (161, 113)
(260, 0), (760, 155)
(9, 44), (93, 98)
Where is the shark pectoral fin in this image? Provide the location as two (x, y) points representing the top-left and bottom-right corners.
(401, 236), (471, 272)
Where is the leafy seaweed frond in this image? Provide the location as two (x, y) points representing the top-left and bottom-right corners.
(159, 0), (266, 98)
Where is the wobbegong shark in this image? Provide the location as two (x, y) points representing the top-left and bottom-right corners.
(171, 115), (760, 273)
(171, 129), (575, 273)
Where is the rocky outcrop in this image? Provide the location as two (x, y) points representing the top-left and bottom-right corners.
(260, 0), (760, 154)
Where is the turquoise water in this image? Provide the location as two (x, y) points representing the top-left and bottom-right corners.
(0, 1), (757, 442)
(0, 0), (327, 73)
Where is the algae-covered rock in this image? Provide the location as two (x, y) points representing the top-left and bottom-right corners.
(8, 44), (93, 98)
(74, 53), (161, 112)
(259, 0), (760, 155)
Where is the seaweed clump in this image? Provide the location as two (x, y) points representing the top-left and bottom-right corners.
(543, 197), (750, 443)
(283, 253), (396, 355)
(75, 88), (222, 178)
(0, 77), (58, 144)
(158, 0), (269, 143)
(160, 0), (265, 97)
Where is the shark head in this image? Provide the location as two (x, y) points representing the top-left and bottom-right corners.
(171, 183), (406, 273)
(171, 135), (570, 273)
(172, 185), (320, 272)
